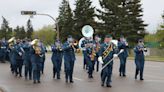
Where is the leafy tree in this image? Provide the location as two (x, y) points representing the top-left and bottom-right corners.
(157, 12), (164, 48)
(32, 25), (56, 45)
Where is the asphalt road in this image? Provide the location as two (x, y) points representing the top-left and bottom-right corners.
(0, 54), (164, 92)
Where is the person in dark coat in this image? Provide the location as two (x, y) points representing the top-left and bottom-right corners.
(51, 39), (63, 79)
(22, 39), (32, 80)
(62, 35), (77, 83)
(98, 35), (118, 87)
(118, 36), (129, 77)
(134, 39), (147, 80)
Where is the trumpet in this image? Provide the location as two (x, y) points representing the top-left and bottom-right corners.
(31, 39), (42, 57)
(138, 45), (147, 52)
(69, 42), (76, 50)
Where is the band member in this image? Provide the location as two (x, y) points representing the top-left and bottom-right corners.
(118, 36), (129, 77)
(0, 39), (7, 63)
(134, 39), (147, 80)
(30, 39), (43, 84)
(0, 40), (4, 63)
(51, 39), (63, 79)
(62, 35), (77, 83)
(83, 37), (95, 78)
(40, 40), (47, 74)
(98, 35), (118, 87)
(7, 37), (16, 73)
(80, 37), (88, 70)
(22, 39), (32, 80)
(93, 35), (101, 72)
(15, 39), (24, 77)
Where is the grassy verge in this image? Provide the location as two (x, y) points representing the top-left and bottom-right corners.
(128, 56), (164, 62)
(47, 52), (164, 62)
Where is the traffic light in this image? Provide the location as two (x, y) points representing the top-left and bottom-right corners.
(21, 11), (36, 15)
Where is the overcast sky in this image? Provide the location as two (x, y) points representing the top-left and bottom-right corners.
(0, 0), (164, 33)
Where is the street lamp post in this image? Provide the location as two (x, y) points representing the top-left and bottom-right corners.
(21, 11), (60, 40)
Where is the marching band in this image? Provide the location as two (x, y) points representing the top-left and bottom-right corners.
(0, 25), (147, 88)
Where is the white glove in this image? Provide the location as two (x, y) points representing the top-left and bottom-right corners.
(120, 49), (124, 53)
(144, 48), (147, 51)
(113, 54), (118, 58)
(98, 56), (103, 64)
(19, 52), (22, 56)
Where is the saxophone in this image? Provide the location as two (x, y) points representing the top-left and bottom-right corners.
(88, 42), (96, 61)
(91, 47), (96, 61)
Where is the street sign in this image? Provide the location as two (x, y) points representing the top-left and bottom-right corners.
(21, 11), (36, 15)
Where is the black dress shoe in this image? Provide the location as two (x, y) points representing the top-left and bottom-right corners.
(19, 75), (22, 77)
(33, 81), (36, 84)
(106, 84), (112, 88)
(135, 76), (137, 80)
(57, 77), (61, 79)
(101, 83), (104, 87)
(123, 74), (126, 77)
(37, 80), (41, 83)
(70, 80), (74, 83)
(53, 75), (55, 79)
(140, 78), (144, 81)
(119, 73), (122, 76)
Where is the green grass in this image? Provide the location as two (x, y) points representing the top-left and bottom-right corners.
(128, 56), (164, 62)
(47, 52), (164, 62)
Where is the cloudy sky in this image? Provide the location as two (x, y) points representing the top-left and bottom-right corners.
(0, 0), (164, 33)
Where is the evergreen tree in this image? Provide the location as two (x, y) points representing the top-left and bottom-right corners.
(126, 0), (147, 45)
(26, 19), (34, 39)
(13, 26), (20, 39)
(0, 16), (12, 39)
(58, 0), (74, 42)
(97, 0), (147, 46)
(73, 0), (96, 40)
(19, 26), (26, 39)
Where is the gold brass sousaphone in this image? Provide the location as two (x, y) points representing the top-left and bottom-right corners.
(79, 25), (96, 61)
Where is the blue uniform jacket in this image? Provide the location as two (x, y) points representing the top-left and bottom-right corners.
(98, 43), (118, 66)
(15, 43), (24, 60)
(117, 41), (128, 58)
(51, 45), (63, 61)
(22, 43), (31, 63)
(134, 45), (145, 62)
(62, 41), (76, 61)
